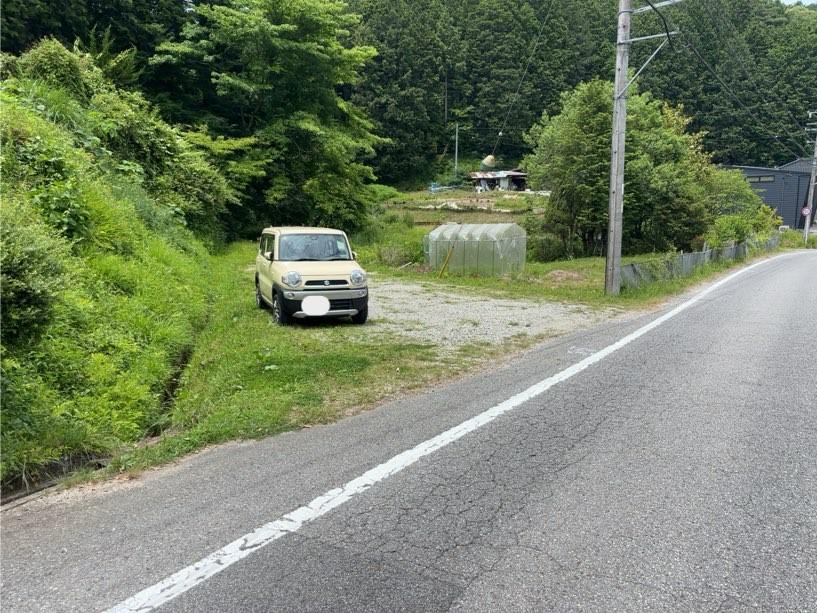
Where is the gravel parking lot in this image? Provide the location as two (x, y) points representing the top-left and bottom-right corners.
(366, 278), (627, 351)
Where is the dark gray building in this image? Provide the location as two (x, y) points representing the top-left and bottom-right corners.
(731, 158), (815, 229)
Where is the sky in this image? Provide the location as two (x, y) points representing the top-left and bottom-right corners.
(780, 0), (816, 4)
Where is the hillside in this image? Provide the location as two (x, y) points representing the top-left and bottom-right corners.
(0, 42), (223, 491)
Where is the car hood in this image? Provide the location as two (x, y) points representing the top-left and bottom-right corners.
(277, 260), (365, 279)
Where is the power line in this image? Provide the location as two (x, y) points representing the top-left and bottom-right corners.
(678, 35), (805, 160)
(658, 4), (809, 160)
(699, 0), (811, 147)
(643, 0), (675, 49)
(491, 0), (557, 156)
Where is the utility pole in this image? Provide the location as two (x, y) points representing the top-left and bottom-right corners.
(803, 112), (817, 244)
(454, 122), (459, 179)
(605, 0), (684, 295)
(605, 0), (631, 295)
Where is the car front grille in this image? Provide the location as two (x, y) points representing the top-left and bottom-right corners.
(305, 280), (347, 287)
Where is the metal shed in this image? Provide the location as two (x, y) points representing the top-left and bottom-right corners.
(469, 170), (528, 192)
(424, 223), (526, 276)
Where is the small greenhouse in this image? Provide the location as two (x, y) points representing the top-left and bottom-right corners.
(424, 223), (526, 276)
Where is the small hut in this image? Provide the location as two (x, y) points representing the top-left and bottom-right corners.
(469, 170), (527, 192)
(424, 223), (526, 276)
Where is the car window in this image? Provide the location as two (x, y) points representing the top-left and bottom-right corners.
(258, 235), (274, 259)
(279, 234), (350, 261)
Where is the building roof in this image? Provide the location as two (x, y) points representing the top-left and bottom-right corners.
(729, 163), (810, 175)
(469, 170), (527, 179)
(778, 158), (815, 174)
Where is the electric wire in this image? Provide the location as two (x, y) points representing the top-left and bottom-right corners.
(658, 2), (808, 159)
(699, 0), (811, 148)
(705, 0), (810, 137)
(676, 32), (804, 160)
(491, 0), (557, 156)
(643, 0), (675, 50)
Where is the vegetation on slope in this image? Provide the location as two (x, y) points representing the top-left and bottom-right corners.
(0, 43), (218, 489)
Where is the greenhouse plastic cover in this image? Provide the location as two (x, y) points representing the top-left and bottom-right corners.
(425, 223), (526, 276)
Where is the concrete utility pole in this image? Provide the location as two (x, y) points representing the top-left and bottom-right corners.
(605, 0), (684, 295)
(803, 112), (817, 243)
(605, 0), (631, 295)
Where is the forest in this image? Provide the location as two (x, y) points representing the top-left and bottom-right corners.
(1, 0), (815, 488)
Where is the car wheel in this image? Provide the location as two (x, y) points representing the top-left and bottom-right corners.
(351, 306), (368, 325)
(273, 292), (291, 325)
(255, 279), (269, 310)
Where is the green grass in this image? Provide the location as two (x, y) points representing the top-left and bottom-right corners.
(0, 103), (214, 492)
(779, 228), (817, 249)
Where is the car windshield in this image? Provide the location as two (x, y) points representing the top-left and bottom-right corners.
(278, 234), (351, 262)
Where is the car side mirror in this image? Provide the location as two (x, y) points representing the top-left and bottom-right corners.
(352, 251), (357, 260)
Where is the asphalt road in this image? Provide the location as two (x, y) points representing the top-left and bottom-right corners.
(2, 251), (816, 612)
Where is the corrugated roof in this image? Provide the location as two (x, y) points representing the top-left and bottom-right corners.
(469, 171), (527, 179)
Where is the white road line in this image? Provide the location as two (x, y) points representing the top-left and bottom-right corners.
(106, 255), (787, 612)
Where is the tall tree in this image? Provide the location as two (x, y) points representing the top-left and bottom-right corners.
(522, 80), (612, 257)
(456, 0), (544, 161)
(1, 0), (90, 54)
(635, 0), (812, 166)
(556, 0), (617, 88)
(523, 80), (717, 256)
(154, 0), (382, 233)
(1, 1), (192, 87)
(348, 0), (462, 183)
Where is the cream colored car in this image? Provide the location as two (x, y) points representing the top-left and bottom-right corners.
(255, 227), (368, 325)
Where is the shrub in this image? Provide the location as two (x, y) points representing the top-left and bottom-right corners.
(527, 233), (568, 262)
(748, 204), (782, 238)
(368, 184), (403, 203)
(29, 177), (93, 240)
(705, 205), (782, 248)
(0, 199), (73, 347)
(706, 214), (753, 248)
(523, 206), (578, 262)
(0, 103), (76, 187)
(350, 212), (425, 267)
(16, 38), (94, 101)
(0, 52), (19, 79)
(10, 39), (232, 248)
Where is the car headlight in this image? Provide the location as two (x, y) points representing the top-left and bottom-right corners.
(281, 271), (302, 287)
(350, 269), (367, 286)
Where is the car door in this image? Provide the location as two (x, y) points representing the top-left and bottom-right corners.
(256, 233), (275, 301)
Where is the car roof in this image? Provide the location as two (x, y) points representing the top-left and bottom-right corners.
(261, 226), (345, 235)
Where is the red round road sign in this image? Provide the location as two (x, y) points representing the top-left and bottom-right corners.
(802, 207), (812, 217)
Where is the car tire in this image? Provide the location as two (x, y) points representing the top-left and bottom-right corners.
(351, 306), (368, 325)
(255, 279), (269, 310)
(273, 292), (291, 325)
